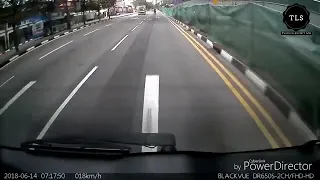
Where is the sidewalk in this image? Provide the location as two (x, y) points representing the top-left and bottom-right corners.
(0, 13), (135, 68)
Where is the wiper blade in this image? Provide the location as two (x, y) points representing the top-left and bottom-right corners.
(20, 133), (177, 155)
(21, 140), (131, 155)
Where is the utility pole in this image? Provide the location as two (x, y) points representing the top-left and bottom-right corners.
(65, 0), (71, 29)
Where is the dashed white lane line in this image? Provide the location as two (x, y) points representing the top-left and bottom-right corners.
(54, 35), (60, 39)
(38, 40), (73, 60)
(111, 34), (129, 51)
(105, 24), (112, 27)
(140, 21), (144, 24)
(36, 66), (98, 139)
(0, 76), (14, 88)
(83, 28), (99, 36)
(0, 81), (36, 116)
(141, 75), (159, 152)
(131, 25), (138, 32)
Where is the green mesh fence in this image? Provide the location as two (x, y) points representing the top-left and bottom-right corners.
(161, 2), (320, 135)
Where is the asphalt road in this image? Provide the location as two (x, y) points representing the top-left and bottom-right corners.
(0, 11), (307, 153)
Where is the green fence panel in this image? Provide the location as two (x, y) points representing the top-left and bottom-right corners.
(162, 2), (320, 135)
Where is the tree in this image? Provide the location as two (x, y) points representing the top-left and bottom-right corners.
(88, 0), (115, 20)
(133, 0), (146, 8)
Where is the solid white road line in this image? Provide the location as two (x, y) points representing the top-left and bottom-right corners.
(0, 81), (36, 115)
(131, 25), (138, 31)
(39, 40), (73, 60)
(111, 34), (129, 51)
(9, 55), (19, 61)
(26, 46), (35, 52)
(41, 40), (49, 44)
(83, 28), (99, 36)
(36, 66), (98, 139)
(141, 75), (159, 152)
(0, 76), (14, 88)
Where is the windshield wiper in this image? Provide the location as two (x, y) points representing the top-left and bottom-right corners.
(21, 140), (131, 155)
(20, 133), (177, 155)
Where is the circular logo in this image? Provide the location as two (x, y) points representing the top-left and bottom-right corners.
(283, 3), (310, 31)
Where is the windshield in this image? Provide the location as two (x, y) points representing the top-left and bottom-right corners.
(0, 0), (319, 154)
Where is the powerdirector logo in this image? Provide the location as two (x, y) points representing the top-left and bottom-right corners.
(282, 3), (312, 35)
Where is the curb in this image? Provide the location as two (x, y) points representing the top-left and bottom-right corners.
(0, 13), (134, 70)
(170, 17), (318, 140)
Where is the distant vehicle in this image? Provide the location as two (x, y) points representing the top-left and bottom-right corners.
(128, 6), (133, 13)
(137, 5), (146, 15)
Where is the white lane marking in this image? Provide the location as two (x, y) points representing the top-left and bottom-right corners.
(140, 21), (143, 24)
(0, 76), (14, 88)
(64, 32), (69, 35)
(221, 50), (233, 62)
(0, 81), (36, 115)
(41, 40), (49, 44)
(1, 37), (72, 71)
(26, 46), (35, 52)
(73, 29), (78, 32)
(54, 35), (60, 39)
(105, 24), (112, 27)
(83, 28), (99, 36)
(131, 25), (138, 31)
(141, 75), (159, 153)
(36, 66), (98, 139)
(111, 34), (129, 51)
(9, 55), (19, 61)
(38, 40), (73, 60)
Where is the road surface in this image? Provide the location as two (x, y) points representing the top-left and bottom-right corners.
(0, 11), (305, 153)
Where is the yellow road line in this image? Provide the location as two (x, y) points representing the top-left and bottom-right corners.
(167, 19), (279, 149)
(170, 19), (292, 148)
